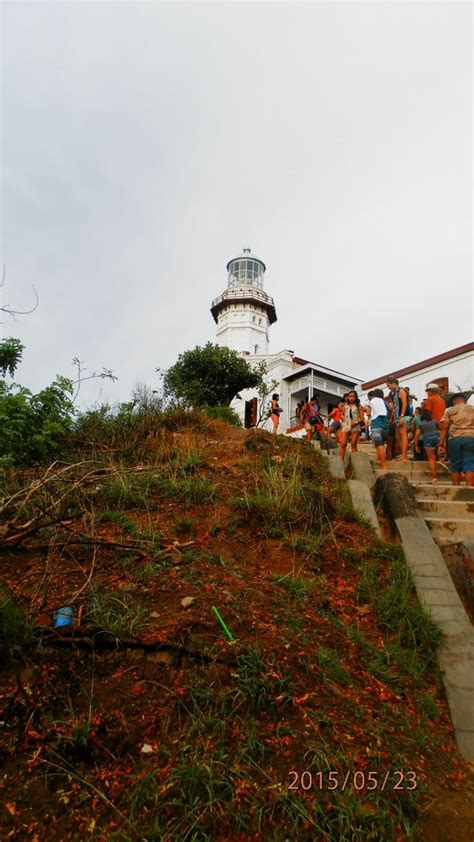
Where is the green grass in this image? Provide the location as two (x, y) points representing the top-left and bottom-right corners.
(100, 476), (143, 508)
(230, 450), (334, 539)
(290, 531), (328, 567)
(271, 573), (317, 601)
(348, 543), (443, 687)
(230, 455), (301, 529)
(151, 475), (218, 505)
(360, 548), (442, 657)
(99, 467), (217, 514)
(230, 486), (299, 536)
(340, 547), (364, 563)
(181, 449), (208, 474)
(0, 581), (34, 658)
(316, 645), (353, 686)
(180, 477), (218, 503)
(174, 515), (197, 536)
(98, 509), (143, 539)
(134, 560), (168, 582)
(89, 588), (146, 637)
(236, 648), (294, 713)
(180, 565), (203, 586)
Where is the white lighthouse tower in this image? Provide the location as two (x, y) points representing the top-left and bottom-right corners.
(210, 248), (277, 355)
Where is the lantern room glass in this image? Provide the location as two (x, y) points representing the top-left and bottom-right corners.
(228, 259), (264, 289)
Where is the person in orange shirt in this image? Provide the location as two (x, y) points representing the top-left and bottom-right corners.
(423, 383), (446, 422)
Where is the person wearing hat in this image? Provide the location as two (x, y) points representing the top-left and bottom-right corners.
(423, 383), (446, 422)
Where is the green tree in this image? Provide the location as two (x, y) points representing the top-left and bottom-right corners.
(252, 360), (280, 426)
(0, 337), (25, 378)
(162, 343), (260, 407)
(0, 339), (115, 465)
(0, 376), (75, 466)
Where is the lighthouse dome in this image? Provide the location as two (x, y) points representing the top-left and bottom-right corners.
(226, 247), (266, 289)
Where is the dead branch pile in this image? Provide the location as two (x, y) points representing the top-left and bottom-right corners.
(0, 460), (157, 550)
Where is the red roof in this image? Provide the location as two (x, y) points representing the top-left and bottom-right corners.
(361, 342), (474, 390)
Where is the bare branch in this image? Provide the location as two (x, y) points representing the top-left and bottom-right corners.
(0, 284), (39, 316)
(71, 358), (117, 403)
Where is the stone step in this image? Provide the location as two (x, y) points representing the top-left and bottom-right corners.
(409, 478), (454, 488)
(372, 466), (451, 479)
(380, 460), (448, 472)
(424, 516), (474, 541)
(413, 483), (474, 500)
(417, 499), (474, 517)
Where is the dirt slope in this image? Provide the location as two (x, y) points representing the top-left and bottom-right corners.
(0, 419), (473, 841)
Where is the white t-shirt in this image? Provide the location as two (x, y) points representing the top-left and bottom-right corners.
(369, 397), (388, 421)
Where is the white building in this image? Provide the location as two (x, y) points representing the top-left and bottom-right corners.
(359, 343), (474, 407)
(210, 248), (361, 431)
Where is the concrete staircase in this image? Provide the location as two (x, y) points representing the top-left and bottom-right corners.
(350, 442), (474, 760)
(359, 444), (474, 545)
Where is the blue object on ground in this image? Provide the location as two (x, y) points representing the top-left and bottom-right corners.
(54, 605), (76, 628)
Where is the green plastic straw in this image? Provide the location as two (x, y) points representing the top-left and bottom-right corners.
(211, 605), (234, 641)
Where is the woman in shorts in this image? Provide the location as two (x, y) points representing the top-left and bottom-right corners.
(339, 391), (364, 458)
(327, 402), (344, 438)
(271, 393), (282, 435)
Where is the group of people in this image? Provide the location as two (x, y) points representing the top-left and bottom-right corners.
(362, 379), (474, 485)
(279, 379), (474, 487)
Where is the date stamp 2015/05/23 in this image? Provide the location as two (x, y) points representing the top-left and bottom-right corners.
(288, 770), (417, 792)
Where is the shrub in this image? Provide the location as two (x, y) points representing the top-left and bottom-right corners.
(72, 405), (210, 461)
(0, 376), (74, 466)
(202, 405), (242, 427)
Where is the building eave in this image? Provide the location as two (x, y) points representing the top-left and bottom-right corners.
(283, 363), (359, 388)
(291, 357), (363, 383)
(360, 342), (474, 390)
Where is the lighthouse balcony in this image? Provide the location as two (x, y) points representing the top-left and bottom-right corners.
(210, 288), (277, 325)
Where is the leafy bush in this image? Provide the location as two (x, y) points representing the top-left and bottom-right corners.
(72, 404), (209, 462)
(0, 376), (74, 466)
(202, 405), (242, 426)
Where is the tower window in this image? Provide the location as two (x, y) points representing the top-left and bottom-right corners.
(252, 316), (256, 323)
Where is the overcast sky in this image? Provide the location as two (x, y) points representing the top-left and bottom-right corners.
(2, 1), (472, 406)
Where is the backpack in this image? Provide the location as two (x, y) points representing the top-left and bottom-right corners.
(402, 387), (414, 416)
(390, 387), (413, 418)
